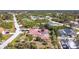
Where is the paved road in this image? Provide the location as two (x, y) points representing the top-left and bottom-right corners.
(0, 14), (21, 49)
(13, 14), (20, 31)
(48, 18), (63, 26)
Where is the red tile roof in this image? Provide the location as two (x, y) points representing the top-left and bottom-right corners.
(29, 28), (50, 40)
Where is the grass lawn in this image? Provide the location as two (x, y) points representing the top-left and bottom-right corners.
(16, 13), (49, 28)
(0, 21), (15, 32)
(26, 34), (33, 41)
(21, 17), (49, 28)
(0, 34), (12, 42)
(5, 34), (22, 49)
(5, 33), (33, 48)
(0, 22), (15, 42)
(9, 22), (15, 32)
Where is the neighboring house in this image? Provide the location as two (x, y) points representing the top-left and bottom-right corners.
(30, 15), (53, 20)
(47, 21), (63, 27)
(59, 28), (77, 49)
(30, 15), (45, 20)
(30, 16), (38, 20)
(70, 21), (79, 28)
(28, 28), (50, 40)
(45, 16), (52, 19)
(58, 28), (76, 37)
(75, 19), (79, 21)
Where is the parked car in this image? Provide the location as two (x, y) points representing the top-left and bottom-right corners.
(5, 31), (9, 34)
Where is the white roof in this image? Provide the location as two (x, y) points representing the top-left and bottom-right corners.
(77, 32), (79, 34)
(68, 40), (77, 48)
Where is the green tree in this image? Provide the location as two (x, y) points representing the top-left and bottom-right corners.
(0, 33), (3, 41)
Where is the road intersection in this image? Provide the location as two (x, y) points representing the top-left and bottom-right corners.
(0, 13), (78, 49)
(0, 14), (21, 49)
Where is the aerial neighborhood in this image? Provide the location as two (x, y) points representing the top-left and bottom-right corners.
(0, 10), (79, 49)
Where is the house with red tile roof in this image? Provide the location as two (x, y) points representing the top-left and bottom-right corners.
(28, 28), (50, 41)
